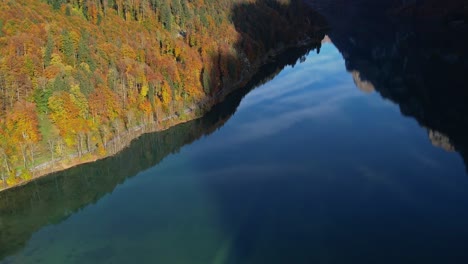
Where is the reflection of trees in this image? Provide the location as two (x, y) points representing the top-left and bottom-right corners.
(206, 0), (328, 97)
(0, 1), (330, 259)
(0, 40), (326, 261)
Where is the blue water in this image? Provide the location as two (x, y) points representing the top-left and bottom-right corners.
(1, 43), (468, 264)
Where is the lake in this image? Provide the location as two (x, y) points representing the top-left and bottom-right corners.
(1, 3), (468, 263)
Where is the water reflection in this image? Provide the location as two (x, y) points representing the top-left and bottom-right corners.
(198, 43), (468, 263)
(1, 1), (468, 263)
(0, 43), (324, 262)
(306, 0), (468, 167)
(2, 43), (468, 264)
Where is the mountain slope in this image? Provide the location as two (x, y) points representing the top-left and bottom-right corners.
(0, 0), (327, 187)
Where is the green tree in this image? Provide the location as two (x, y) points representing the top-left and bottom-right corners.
(161, 1), (172, 31)
(61, 30), (75, 66)
(52, 74), (70, 92)
(47, 0), (65, 10)
(77, 31), (96, 71)
(202, 68), (211, 94)
(65, 5), (71, 16)
(44, 34), (54, 68)
(0, 19), (4, 37)
(33, 88), (53, 114)
(171, 0), (182, 25)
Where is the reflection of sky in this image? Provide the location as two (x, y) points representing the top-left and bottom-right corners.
(7, 43), (468, 264)
(185, 43), (468, 227)
(198, 44), (385, 148)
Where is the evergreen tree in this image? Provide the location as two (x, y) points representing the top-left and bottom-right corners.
(61, 30), (75, 66)
(44, 34), (54, 68)
(202, 69), (211, 94)
(0, 20), (4, 37)
(161, 1), (172, 31)
(171, 0), (182, 25)
(65, 5), (71, 16)
(77, 31), (96, 71)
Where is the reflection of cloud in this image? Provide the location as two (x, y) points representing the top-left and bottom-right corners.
(277, 83), (350, 105)
(223, 45), (360, 144)
(239, 74), (323, 109)
(240, 45), (344, 109)
(230, 89), (358, 144)
(203, 163), (309, 179)
(409, 150), (442, 169)
(193, 43), (363, 152)
(355, 166), (417, 205)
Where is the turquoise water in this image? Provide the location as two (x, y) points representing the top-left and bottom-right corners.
(1, 43), (468, 263)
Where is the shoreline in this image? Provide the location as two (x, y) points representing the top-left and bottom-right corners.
(0, 38), (320, 193)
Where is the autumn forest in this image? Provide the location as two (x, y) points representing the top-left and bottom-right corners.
(0, 0), (326, 188)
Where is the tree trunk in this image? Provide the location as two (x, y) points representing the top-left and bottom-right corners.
(29, 143), (36, 166)
(21, 144), (28, 169)
(48, 139), (55, 166)
(77, 134), (84, 158)
(86, 133), (92, 153)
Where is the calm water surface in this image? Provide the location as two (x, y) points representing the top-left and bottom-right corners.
(1, 41), (468, 263)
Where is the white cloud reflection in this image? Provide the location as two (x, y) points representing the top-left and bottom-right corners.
(230, 89), (358, 144)
(222, 43), (360, 145)
(190, 43), (379, 154)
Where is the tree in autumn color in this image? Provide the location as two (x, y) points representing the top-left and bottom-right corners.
(4, 101), (41, 172)
(0, 0), (326, 186)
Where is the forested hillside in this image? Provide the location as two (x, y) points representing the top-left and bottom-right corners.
(0, 0), (326, 187)
(0, 42), (325, 259)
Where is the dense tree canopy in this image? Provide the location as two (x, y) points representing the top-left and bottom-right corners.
(0, 0), (326, 186)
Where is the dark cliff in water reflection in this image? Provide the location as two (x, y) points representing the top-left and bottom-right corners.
(308, 0), (468, 168)
(0, 41), (325, 260)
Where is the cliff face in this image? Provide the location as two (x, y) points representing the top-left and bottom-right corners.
(305, 0), (468, 168)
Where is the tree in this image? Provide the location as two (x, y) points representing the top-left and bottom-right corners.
(0, 19), (4, 37)
(0, 0), (325, 187)
(202, 67), (211, 94)
(161, 0), (173, 31)
(33, 86), (53, 114)
(61, 30), (75, 66)
(5, 101), (41, 169)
